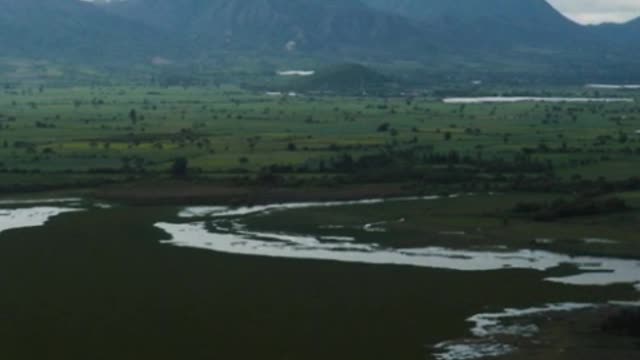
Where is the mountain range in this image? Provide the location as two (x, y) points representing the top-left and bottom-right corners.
(0, 0), (182, 62)
(104, 0), (430, 57)
(1, 0), (639, 81)
(362, 0), (591, 50)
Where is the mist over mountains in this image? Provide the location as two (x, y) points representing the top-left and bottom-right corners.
(1, 0), (639, 81)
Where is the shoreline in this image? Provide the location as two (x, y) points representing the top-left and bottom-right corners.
(1, 180), (639, 261)
(497, 304), (640, 360)
(433, 303), (640, 360)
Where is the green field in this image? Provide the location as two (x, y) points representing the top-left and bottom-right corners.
(1, 86), (639, 193)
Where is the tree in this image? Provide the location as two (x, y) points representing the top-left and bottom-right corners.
(377, 123), (390, 132)
(171, 157), (188, 177)
(129, 109), (138, 124)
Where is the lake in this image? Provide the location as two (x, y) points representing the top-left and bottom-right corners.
(277, 70), (315, 76)
(586, 84), (640, 90)
(443, 97), (634, 104)
(0, 198), (637, 360)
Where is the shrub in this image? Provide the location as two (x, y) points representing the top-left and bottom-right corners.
(170, 157), (188, 177)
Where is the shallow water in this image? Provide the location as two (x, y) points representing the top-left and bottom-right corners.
(277, 70), (315, 76)
(179, 195), (440, 218)
(0, 206), (80, 234)
(443, 96), (633, 104)
(586, 84), (640, 90)
(158, 201), (640, 291)
(434, 303), (596, 360)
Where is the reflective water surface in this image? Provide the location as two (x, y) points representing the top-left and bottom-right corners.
(443, 97), (634, 104)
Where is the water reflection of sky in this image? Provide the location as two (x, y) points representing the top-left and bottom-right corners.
(158, 201), (640, 292)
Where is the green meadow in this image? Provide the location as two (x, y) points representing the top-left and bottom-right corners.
(1, 86), (639, 191)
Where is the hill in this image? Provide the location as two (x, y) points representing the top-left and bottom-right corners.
(360, 0), (593, 51)
(591, 17), (640, 49)
(1, 0), (639, 82)
(291, 63), (392, 94)
(357, 0), (640, 82)
(0, 0), (178, 63)
(103, 0), (430, 58)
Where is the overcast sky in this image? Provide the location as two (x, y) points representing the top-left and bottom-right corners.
(548, 0), (640, 24)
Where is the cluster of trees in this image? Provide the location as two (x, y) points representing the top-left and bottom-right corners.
(246, 145), (559, 188)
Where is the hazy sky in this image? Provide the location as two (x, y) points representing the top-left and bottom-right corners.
(548, 0), (640, 24)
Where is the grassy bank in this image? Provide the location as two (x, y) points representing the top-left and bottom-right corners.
(243, 192), (640, 259)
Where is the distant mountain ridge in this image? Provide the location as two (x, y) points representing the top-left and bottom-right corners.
(360, 0), (594, 51)
(0, 0), (176, 62)
(591, 16), (640, 49)
(104, 0), (430, 57)
(0, 0), (639, 81)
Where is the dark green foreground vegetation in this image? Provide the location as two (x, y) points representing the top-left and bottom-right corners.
(1, 206), (634, 360)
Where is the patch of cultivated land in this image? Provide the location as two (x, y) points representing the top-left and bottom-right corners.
(0, 86), (638, 193)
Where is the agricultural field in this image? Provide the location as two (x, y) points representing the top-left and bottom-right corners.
(1, 85), (639, 194)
